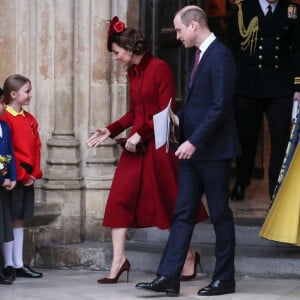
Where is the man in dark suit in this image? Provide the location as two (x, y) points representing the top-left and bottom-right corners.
(136, 5), (240, 297)
(230, 0), (300, 202)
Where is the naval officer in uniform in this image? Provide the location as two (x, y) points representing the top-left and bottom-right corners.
(229, 0), (300, 201)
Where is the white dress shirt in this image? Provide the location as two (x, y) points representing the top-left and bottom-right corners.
(259, 0), (279, 15)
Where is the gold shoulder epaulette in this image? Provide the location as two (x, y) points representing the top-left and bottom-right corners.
(295, 77), (300, 85)
(236, 1), (259, 55)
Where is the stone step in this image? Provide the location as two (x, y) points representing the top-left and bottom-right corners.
(128, 218), (286, 248)
(36, 220), (300, 278)
(37, 241), (300, 278)
(124, 242), (300, 279)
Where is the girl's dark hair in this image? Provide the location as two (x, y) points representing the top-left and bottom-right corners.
(109, 27), (147, 55)
(3, 74), (31, 102)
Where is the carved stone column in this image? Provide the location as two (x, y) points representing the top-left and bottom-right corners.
(83, 0), (139, 241)
(84, 0), (118, 241)
(43, 0), (83, 244)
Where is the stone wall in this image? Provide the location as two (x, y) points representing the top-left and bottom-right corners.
(0, 0), (139, 255)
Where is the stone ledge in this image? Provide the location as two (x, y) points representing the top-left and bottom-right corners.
(24, 202), (61, 227)
(37, 241), (111, 270)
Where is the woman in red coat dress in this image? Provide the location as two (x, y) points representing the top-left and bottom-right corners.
(86, 17), (208, 284)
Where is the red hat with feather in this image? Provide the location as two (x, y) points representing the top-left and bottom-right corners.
(107, 16), (126, 51)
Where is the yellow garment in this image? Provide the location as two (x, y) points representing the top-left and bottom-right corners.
(5, 105), (25, 117)
(259, 144), (300, 246)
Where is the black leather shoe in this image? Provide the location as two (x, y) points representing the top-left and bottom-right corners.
(198, 279), (235, 296)
(15, 265), (43, 278)
(0, 272), (13, 285)
(230, 184), (245, 201)
(136, 275), (180, 296)
(3, 266), (16, 281)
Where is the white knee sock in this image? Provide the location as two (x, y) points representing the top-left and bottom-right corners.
(2, 241), (14, 267)
(12, 227), (24, 269)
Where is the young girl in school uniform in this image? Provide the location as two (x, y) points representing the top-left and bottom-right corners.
(0, 87), (17, 284)
(0, 75), (43, 280)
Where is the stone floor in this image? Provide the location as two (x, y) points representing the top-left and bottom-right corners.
(1, 268), (300, 300)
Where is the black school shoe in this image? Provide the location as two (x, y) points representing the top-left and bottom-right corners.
(0, 272), (13, 285)
(15, 265), (43, 278)
(3, 266), (16, 281)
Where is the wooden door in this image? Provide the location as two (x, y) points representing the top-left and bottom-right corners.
(139, 0), (203, 110)
(139, 0), (264, 178)
(139, 0), (235, 109)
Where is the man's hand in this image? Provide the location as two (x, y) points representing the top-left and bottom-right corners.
(175, 140), (196, 159)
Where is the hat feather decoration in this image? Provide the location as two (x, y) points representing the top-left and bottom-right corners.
(107, 16), (126, 51)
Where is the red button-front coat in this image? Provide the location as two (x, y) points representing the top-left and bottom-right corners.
(103, 52), (208, 229)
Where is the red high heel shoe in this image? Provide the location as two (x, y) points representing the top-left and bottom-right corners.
(180, 251), (202, 281)
(97, 259), (131, 284)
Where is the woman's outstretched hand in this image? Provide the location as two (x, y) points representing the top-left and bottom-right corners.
(86, 128), (111, 147)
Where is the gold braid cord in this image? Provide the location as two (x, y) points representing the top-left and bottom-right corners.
(236, 0), (259, 55)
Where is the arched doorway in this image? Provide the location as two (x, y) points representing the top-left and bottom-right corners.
(138, 0), (269, 214)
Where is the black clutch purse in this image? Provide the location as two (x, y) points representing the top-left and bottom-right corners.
(115, 138), (147, 153)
